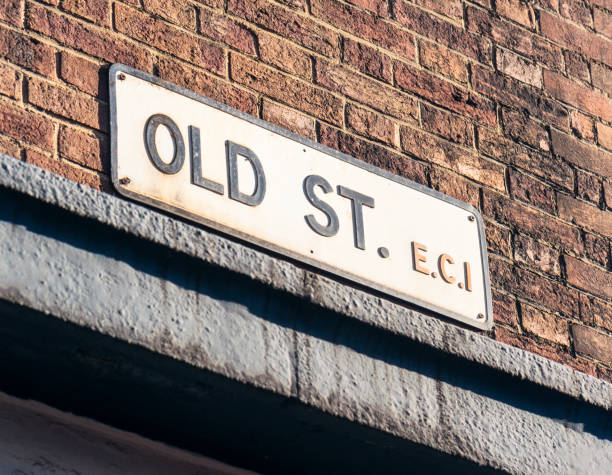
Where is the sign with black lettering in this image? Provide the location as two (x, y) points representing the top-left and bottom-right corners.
(109, 64), (493, 330)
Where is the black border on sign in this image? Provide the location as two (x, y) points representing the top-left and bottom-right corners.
(109, 63), (493, 331)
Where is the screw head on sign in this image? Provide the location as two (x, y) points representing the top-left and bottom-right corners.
(468, 215), (475, 222)
(477, 313), (485, 320)
(119, 177), (131, 185)
(118, 73), (126, 80)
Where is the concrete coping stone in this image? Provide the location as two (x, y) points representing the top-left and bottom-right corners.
(0, 153), (610, 410)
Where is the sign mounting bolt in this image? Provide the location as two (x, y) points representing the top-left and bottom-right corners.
(119, 177), (131, 185)
(468, 215), (475, 222)
(118, 73), (126, 80)
(477, 313), (485, 320)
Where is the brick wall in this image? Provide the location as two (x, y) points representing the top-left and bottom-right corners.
(0, 0), (610, 381)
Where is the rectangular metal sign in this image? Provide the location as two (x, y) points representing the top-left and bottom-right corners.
(109, 64), (493, 330)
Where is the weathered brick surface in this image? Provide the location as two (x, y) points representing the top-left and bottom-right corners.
(261, 99), (315, 141)
(27, 77), (107, 132)
(316, 60), (418, 123)
(418, 40), (469, 85)
(395, 61), (496, 126)
(420, 103), (473, 146)
(521, 304), (569, 346)
(0, 0), (607, 380)
(0, 0), (23, 27)
(342, 38), (392, 83)
(62, 0), (110, 26)
(233, 54), (342, 125)
(558, 193), (612, 238)
(258, 33), (312, 80)
(345, 103), (395, 146)
(227, 0), (339, 57)
(0, 100), (54, 151)
(59, 52), (106, 100)
(0, 64), (22, 100)
(551, 129), (612, 179)
(311, 0), (415, 60)
(115, 3), (225, 75)
(0, 27), (55, 77)
(572, 325), (612, 365)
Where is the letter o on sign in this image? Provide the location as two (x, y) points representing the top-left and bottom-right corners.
(144, 114), (185, 175)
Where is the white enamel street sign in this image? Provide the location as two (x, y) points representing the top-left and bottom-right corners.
(109, 64), (493, 330)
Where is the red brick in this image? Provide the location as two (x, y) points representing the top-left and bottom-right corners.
(567, 255), (612, 301)
(143, 0), (196, 30)
(569, 111), (595, 142)
(483, 190), (583, 253)
(558, 193), (612, 238)
(501, 108), (549, 151)
(115, 4), (224, 75)
(495, 48), (542, 88)
(0, 27), (55, 77)
(605, 181), (612, 209)
(258, 33), (311, 80)
(580, 294), (612, 331)
(395, 62), (496, 126)
(199, 8), (256, 55)
(319, 124), (428, 185)
(478, 127), (573, 189)
(28, 3), (153, 72)
(485, 220), (512, 258)
(418, 40), (469, 85)
(540, 10), (612, 67)
(535, 0), (559, 10)
(594, 8), (612, 38)
(274, 0), (306, 10)
(227, 0), (339, 57)
(157, 57), (257, 115)
(420, 103), (473, 146)
(509, 169), (555, 214)
(521, 304), (569, 346)
(316, 60), (418, 123)
(311, 0), (414, 60)
(0, 63), (21, 100)
(27, 77), (107, 132)
(559, 0), (593, 28)
(572, 325), (612, 365)
(345, 0), (388, 17)
(58, 125), (108, 173)
(400, 126), (506, 190)
(467, 7), (563, 69)
(0, 134), (22, 158)
(473, 66), (568, 130)
(345, 103), (395, 146)
(583, 232), (610, 268)
(490, 257), (579, 317)
(261, 99), (315, 140)
(576, 171), (601, 204)
(343, 38), (392, 83)
(25, 149), (110, 192)
(551, 129), (612, 179)
(492, 289), (519, 327)
(513, 233), (560, 276)
(544, 70), (612, 122)
(394, 1), (491, 63)
(59, 52), (106, 100)
(232, 54), (342, 125)
(495, 326), (598, 378)
(62, 0), (110, 26)
(429, 167), (480, 208)
(563, 51), (590, 82)
(597, 122), (612, 151)
(0, 100), (54, 151)
(0, 0), (23, 27)
(591, 0), (612, 9)
(496, 0), (535, 29)
(415, 0), (462, 20)
(592, 63), (612, 96)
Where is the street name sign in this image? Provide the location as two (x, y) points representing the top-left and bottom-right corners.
(109, 64), (493, 330)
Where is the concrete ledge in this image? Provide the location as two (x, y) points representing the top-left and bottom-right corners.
(0, 154), (610, 473)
